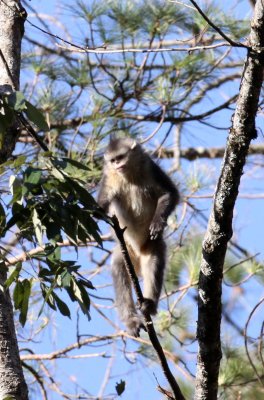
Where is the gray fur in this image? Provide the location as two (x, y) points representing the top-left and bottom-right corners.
(98, 138), (179, 336)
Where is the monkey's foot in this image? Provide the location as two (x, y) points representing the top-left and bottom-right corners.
(140, 298), (157, 315)
(126, 315), (146, 337)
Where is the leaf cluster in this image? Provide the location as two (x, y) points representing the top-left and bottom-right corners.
(0, 91), (49, 137)
(1, 153), (105, 325)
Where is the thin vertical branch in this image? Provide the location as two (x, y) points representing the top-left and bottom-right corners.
(111, 216), (185, 400)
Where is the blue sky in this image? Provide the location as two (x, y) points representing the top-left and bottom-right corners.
(17, 1), (264, 399)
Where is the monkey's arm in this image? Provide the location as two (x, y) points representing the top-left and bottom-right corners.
(149, 161), (179, 240)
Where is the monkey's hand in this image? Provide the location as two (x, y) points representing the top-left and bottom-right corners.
(126, 315), (146, 337)
(140, 298), (158, 316)
(149, 217), (166, 240)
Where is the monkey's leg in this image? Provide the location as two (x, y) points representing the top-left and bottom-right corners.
(111, 246), (144, 337)
(140, 238), (166, 315)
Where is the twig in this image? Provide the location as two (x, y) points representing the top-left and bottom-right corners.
(5, 236), (110, 267)
(140, 104), (167, 144)
(22, 361), (48, 400)
(188, 0), (247, 48)
(244, 297), (264, 387)
(17, 114), (49, 151)
(110, 215), (185, 400)
(58, 41), (243, 54)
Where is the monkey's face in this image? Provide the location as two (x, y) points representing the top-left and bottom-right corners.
(105, 141), (138, 175)
(106, 150), (130, 174)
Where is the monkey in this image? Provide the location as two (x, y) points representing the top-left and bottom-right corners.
(97, 137), (179, 337)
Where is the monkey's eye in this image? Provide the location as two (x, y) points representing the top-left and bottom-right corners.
(116, 154), (125, 162)
(110, 154), (126, 163)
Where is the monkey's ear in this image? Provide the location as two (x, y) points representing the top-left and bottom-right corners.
(130, 140), (137, 150)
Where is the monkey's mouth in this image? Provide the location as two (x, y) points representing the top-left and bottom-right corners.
(116, 165), (126, 172)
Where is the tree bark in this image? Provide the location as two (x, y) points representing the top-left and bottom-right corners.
(194, 2), (264, 399)
(0, 0), (26, 163)
(0, 267), (29, 399)
(0, 1), (28, 399)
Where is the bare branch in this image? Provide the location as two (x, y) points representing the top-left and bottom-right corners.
(110, 215), (185, 400)
(244, 297), (264, 386)
(157, 144), (264, 160)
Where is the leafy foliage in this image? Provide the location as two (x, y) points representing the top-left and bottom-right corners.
(1, 153), (103, 324)
(219, 347), (264, 399)
(0, 91), (49, 134)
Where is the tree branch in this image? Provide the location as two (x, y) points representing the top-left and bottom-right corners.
(110, 215), (185, 400)
(194, 1), (264, 399)
(157, 144), (264, 160)
(188, 0), (247, 48)
(47, 94), (237, 131)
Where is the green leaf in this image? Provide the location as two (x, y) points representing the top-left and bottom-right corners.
(51, 157), (91, 181)
(53, 292), (71, 318)
(12, 155), (27, 169)
(22, 167), (43, 197)
(39, 283), (57, 315)
(4, 203), (31, 235)
(66, 286), (76, 303)
(7, 91), (27, 112)
(13, 281), (24, 309)
(0, 105), (15, 135)
(79, 278), (95, 290)
(60, 270), (72, 288)
(9, 175), (23, 205)
(72, 278), (83, 303)
(56, 207), (78, 245)
(71, 278), (91, 318)
(38, 267), (54, 279)
(5, 263), (22, 288)
(24, 101), (49, 131)
(47, 246), (61, 262)
(115, 380), (126, 396)
(65, 177), (97, 208)
(19, 279), (32, 326)
(45, 220), (63, 243)
(32, 208), (43, 246)
(24, 167), (42, 185)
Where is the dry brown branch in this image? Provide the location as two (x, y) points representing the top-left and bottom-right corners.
(157, 144), (264, 160)
(5, 236), (111, 266)
(21, 330), (193, 381)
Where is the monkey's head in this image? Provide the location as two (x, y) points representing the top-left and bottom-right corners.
(104, 137), (142, 175)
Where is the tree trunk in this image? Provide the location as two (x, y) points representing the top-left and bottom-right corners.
(0, 1), (28, 399)
(0, 268), (29, 399)
(0, 0), (25, 162)
(194, 1), (264, 399)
